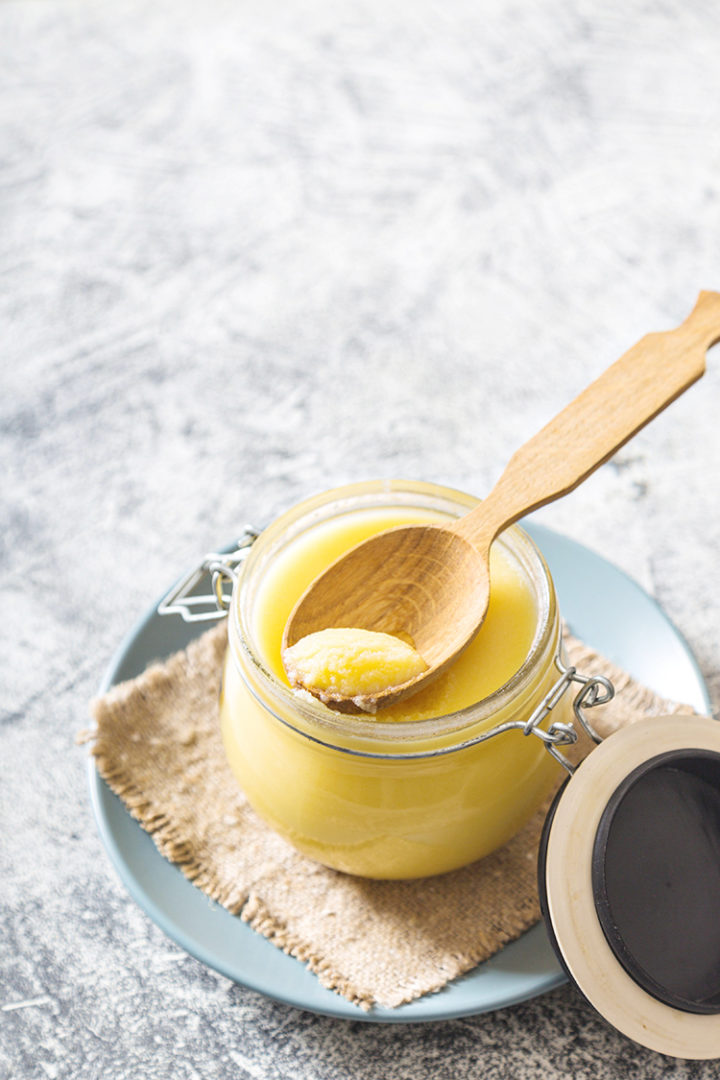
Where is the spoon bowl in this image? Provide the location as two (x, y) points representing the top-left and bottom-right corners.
(283, 523), (491, 709)
(283, 291), (720, 711)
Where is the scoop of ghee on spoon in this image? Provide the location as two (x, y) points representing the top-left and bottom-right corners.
(283, 627), (427, 708)
(283, 292), (720, 712)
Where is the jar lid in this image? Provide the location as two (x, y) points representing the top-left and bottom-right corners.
(539, 714), (720, 1058)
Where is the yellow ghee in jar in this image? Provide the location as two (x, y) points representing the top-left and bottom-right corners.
(220, 491), (564, 879)
(253, 507), (537, 718)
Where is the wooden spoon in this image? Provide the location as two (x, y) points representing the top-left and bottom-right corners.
(283, 291), (720, 711)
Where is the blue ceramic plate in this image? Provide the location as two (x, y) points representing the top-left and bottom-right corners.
(88, 522), (711, 1022)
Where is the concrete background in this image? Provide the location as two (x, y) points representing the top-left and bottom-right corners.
(2, 0), (720, 1076)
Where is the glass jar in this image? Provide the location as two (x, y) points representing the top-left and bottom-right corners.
(217, 480), (580, 879)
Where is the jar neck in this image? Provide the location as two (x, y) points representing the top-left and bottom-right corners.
(229, 603), (561, 757)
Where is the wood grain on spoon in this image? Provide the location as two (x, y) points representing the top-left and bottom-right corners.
(283, 291), (720, 712)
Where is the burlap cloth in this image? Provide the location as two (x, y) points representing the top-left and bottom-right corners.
(87, 622), (699, 1010)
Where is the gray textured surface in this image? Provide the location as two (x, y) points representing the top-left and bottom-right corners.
(2, 0), (720, 1075)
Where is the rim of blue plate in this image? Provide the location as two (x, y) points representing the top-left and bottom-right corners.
(87, 520), (712, 1022)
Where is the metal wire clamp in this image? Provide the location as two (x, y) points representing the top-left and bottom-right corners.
(157, 527), (260, 622)
(522, 655), (615, 775)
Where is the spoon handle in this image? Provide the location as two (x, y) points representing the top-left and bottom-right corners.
(455, 290), (720, 549)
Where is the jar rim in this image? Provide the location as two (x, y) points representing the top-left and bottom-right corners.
(229, 479), (558, 755)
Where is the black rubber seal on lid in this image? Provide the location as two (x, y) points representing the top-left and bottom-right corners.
(592, 748), (720, 1014)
